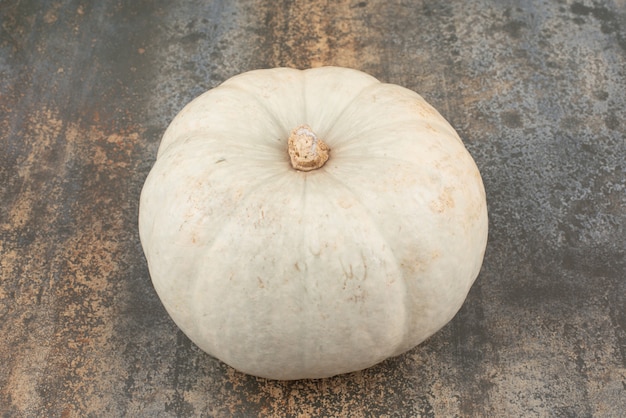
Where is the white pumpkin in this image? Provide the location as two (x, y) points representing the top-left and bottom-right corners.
(139, 67), (488, 380)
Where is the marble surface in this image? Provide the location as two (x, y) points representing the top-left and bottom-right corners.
(1, 0), (625, 416)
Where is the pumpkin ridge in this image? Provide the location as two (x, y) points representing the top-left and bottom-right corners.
(322, 168), (404, 259)
(320, 81), (383, 145)
(321, 169), (408, 350)
(335, 118), (459, 152)
(322, 168), (440, 356)
(159, 131), (282, 162)
(212, 84), (296, 148)
(178, 167), (293, 267)
(155, 83), (287, 157)
(300, 67), (379, 138)
(178, 171), (305, 342)
(296, 172), (409, 367)
(324, 84), (449, 147)
(338, 152), (424, 165)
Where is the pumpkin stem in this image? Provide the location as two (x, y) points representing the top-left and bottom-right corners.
(287, 125), (330, 171)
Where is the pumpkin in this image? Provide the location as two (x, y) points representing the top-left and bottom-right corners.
(139, 67), (488, 380)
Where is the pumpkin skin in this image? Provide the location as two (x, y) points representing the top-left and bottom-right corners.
(139, 67), (488, 380)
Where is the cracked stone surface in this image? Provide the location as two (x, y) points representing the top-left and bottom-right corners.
(1, 0), (625, 416)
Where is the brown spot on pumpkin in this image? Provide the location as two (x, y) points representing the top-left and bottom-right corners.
(294, 261), (307, 272)
(338, 198), (353, 209)
(423, 122), (437, 132)
(430, 187), (456, 213)
(408, 99), (440, 120)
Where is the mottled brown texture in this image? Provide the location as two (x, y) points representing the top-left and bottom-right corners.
(1, 0), (625, 417)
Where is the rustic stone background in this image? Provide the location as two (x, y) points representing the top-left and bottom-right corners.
(1, 0), (625, 416)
